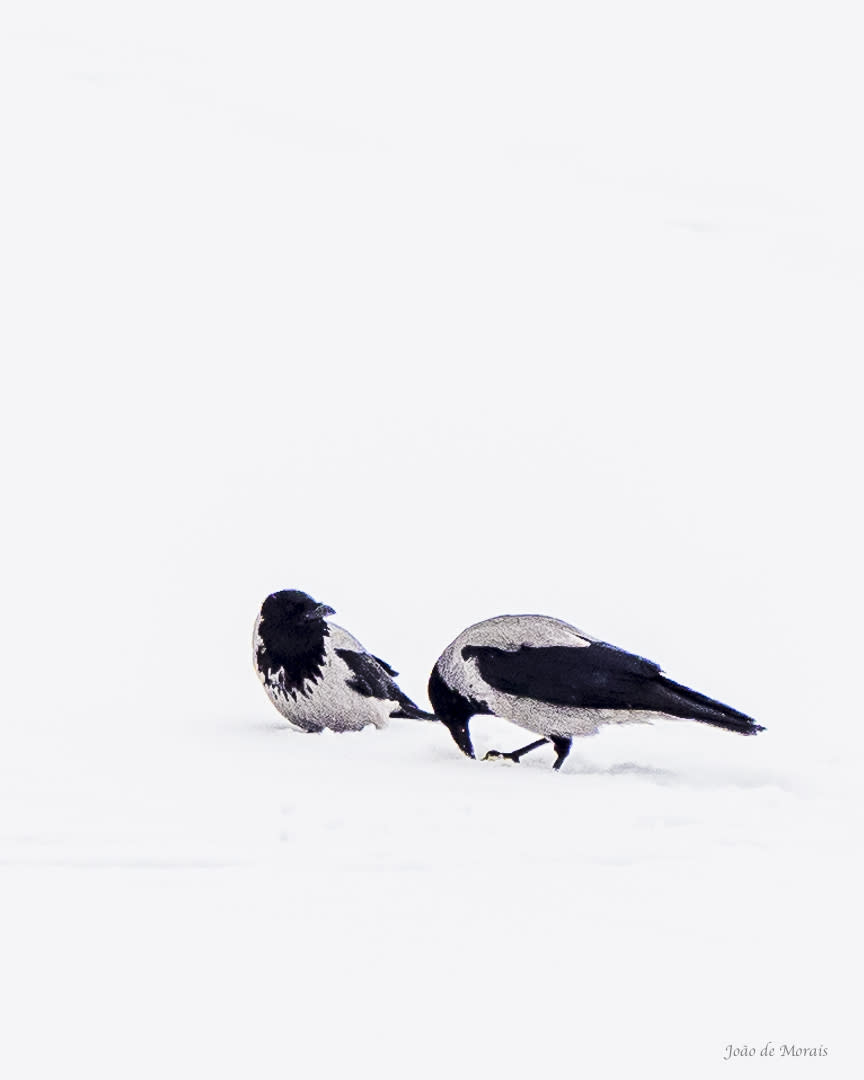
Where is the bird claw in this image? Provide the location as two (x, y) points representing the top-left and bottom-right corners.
(483, 749), (519, 763)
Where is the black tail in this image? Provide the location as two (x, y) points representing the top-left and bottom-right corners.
(390, 701), (437, 721)
(654, 676), (763, 734)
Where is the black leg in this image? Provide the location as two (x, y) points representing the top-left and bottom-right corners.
(551, 735), (572, 770)
(484, 738), (549, 763)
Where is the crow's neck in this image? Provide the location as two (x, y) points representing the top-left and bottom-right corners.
(258, 620), (329, 695)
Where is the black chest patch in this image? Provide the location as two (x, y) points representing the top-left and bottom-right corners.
(256, 618), (329, 698)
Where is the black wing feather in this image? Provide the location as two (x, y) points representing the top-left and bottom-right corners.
(371, 654), (399, 677)
(462, 643), (761, 733)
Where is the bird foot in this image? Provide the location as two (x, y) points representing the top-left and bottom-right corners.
(483, 749), (521, 763)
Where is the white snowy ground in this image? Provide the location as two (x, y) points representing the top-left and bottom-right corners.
(2, 3), (863, 1078)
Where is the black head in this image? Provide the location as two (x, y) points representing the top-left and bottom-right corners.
(259, 590), (336, 628)
(256, 590), (335, 696)
(427, 664), (491, 760)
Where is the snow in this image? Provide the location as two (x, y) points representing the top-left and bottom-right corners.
(2, 3), (862, 1077)
(2, 715), (859, 1077)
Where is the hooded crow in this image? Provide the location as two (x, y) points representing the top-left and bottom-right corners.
(428, 614), (763, 769)
(254, 590), (434, 731)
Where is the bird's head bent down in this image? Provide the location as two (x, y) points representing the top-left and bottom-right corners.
(428, 613), (762, 770)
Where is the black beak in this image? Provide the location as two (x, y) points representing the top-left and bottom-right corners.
(306, 603), (336, 619)
(444, 719), (475, 760)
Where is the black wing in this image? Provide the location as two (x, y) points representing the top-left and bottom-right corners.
(461, 643), (761, 733)
(371, 654), (399, 677)
(335, 649), (435, 720)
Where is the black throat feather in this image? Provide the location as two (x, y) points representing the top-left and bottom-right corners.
(256, 616), (330, 698)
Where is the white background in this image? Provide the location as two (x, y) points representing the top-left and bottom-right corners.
(1, 3), (861, 1078)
